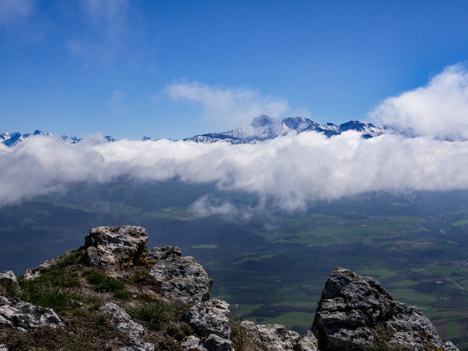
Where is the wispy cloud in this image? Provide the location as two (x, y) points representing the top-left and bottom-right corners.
(164, 81), (291, 129)
(107, 89), (127, 115)
(66, 0), (130, 63)
(0, 0), (33, 28)
(370, 64), (468, 140)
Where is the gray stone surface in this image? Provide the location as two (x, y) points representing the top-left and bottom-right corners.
(203, 334), (232, 351)
(0, 295), (63, 332)
(298, 331), (319, 351)
(84, 226), (149, 270)
(150, 247), (212, 304)
(102, 302), (154, 351)
(0, 344), (8, 351)
(181, 335), (207, 351)
(186, 299), (231, 339)
(312, 267), (459, 351)
(240, 320), (305, 351)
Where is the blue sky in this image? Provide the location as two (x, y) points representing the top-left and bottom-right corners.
(1, 0), (468, 139)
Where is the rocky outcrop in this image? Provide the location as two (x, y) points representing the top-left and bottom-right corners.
(84, 226), (149, 271)
(0, 295), (63, 332)
(186, 299), (231, 339)
(241, 320), (317, 351)
(312, 267), (459, 351)
(102, 302), (155, 351)
(149, 247), (212, 304)
(0, 344), (7, 351)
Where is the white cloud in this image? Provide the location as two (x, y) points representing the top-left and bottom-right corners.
(0, 0), (33, 28)
(164, 82), (291, 129)
(370, 64), (468, 140)
(3, 131), (468, 215)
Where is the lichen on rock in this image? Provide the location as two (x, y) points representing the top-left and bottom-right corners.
(84, 226), (149, 271)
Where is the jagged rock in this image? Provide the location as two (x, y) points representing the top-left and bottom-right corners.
(0, 295), (63, 332)
(298, 331), (319, 351)
(0, 344), (8, 351)
(181, 335), (207, 351)
(0, 271), (17, 287)
(203, 334), (233, 351)
(102, 303), (155, 351)
(186, 299), (231, 339)
(240, 320), (307, 351)
(312, 267), (459, 351)
(84, 226), (149, 270)
(149, 247), (212, 304)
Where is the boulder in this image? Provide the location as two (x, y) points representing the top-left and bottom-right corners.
(240, 320), (311, 351)
(312, 267), (459, 351)
(0, 295), (63, 332)
(102, 302), (154, 351)
(186, 299), (231, 339)
(84, 226), (149, 270)
(149, 247), (212, 304)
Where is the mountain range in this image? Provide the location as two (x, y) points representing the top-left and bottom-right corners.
(0, 115), (396, 147)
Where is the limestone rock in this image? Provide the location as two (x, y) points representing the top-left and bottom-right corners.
(186, 299), (231, 339)
(0, 295), (63, 332)
(0, 271), (17, 287)
(181, 335), (207, 351)
(149, 247), (212, 304)
(102, 302), (155, 351)
(240, 320), (306, 351)
(298, 331), (319, 351)
(312, 267), (459, 351)
(203, 334), (233, 351)
(84, 226), (148, 270)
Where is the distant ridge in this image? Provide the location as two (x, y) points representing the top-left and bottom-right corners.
(1, 116), (398, 148)
(185, 115), (389, 144)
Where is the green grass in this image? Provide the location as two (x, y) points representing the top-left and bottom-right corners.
(126, 301), (190, 331)
(447, 317), (461, 339)
(84, 270), (130, 300)
(451, 219), (468, 227)
(252, 311), (315, 330)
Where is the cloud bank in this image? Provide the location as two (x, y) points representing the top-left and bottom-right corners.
(2, 130), (468, 213)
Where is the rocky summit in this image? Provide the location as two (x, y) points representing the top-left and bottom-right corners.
(0, 226), (460, 350)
